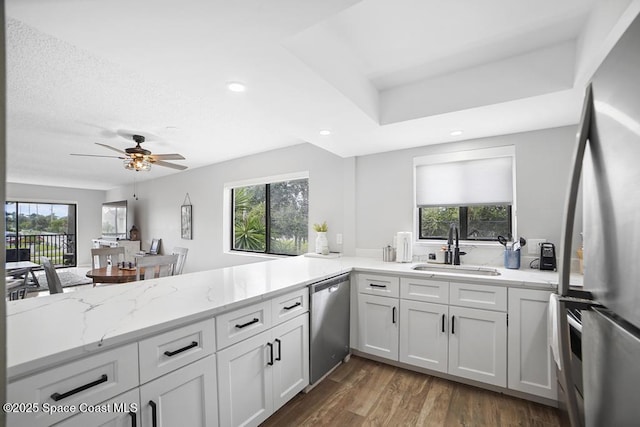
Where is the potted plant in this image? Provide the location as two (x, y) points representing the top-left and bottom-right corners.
(313, 222), (329, 255)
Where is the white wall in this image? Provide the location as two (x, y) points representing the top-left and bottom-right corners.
(355, 126), (582, 265)
(106, 143), (353, 273)
(5, 183), (106, 266)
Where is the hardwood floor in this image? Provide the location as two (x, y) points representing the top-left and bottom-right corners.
(262, 356), (569, 427)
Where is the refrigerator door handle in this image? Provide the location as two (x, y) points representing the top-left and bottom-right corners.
(556, 85), (594, 427)
(558, 84), (593, 297)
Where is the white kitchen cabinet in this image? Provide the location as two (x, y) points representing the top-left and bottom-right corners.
(7, 343), (139, 427)
(270, 314), (309, 411)
(140, 354), (218, 427)
(448, 305), (507, 387)
(53, 388), (140, 427)
(399, 299), (448, 372)
(358, 293), (399, 360)
(508, 288), (558, 399)
(217, 313), (309, 427)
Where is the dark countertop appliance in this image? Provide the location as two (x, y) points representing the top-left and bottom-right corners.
(540, 242), (557, 271)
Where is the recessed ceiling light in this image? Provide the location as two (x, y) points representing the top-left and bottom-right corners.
(227, 82), (246, 92)
(450, 130), (463, 136)
(319, 130), (331, 136)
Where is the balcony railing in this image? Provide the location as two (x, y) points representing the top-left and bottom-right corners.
(5, 233), (76, 267)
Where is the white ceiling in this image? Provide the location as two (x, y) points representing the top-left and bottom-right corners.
(4, 0), (635, 190)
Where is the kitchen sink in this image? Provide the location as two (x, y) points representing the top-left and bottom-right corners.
(412, 264), (501, 276)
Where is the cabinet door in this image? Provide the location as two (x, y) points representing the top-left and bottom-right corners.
(358, 294), (399, 360)
(140, 354), (218, 427)
(508, 288), (558, 399)
(271, 314), (309, 411)
(54, 389), (140, 427)
(448, 306), (507, 387)
(217, 330), (273, 427)
(399, 300), (448, 373)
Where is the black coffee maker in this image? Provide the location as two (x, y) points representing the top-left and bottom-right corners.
(539, 242), (557, 271)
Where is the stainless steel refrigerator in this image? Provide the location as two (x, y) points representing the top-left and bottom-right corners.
(557, 10), (640, 427)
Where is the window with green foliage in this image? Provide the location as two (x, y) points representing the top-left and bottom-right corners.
(419, 205), (512, 240)
(232, 178), (308, 255)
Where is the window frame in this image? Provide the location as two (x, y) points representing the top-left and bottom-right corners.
(225, 172), (309, 257)
(413, 146), (517, 244)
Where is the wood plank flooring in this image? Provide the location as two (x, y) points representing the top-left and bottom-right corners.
(262, 356), (569, 427)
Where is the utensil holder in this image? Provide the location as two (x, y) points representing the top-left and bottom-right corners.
(383, 246), (396, 262)
(504, 248), (521, 269)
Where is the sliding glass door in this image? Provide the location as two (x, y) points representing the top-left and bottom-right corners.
(5, 201), (77, 267)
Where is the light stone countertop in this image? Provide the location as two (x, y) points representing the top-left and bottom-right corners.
(6, 255), (582, 380)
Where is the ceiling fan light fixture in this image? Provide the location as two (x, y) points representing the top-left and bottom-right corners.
(124, 158), (151, 172)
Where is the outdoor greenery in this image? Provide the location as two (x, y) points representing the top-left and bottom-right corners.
(5, 202), (76, 266)
(233, 179), (308, 255)
(420, 205), (511, 240)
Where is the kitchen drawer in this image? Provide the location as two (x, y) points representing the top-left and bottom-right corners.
(400, 277), (449, 303)
(139, 318), (216, 383)
(357, 273), (400, 298)
(7, 343), (138, 427)
(449, 282), (507, 312)
(216, 300), (272, 350)
(53, 388), (140, 427)
(272, 287), (309, 326)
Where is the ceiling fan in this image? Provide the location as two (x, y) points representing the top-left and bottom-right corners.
(71, 134), (187, 171)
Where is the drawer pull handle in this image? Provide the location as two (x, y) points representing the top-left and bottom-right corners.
(164, 341), (198, 357)
(267, 342), (274, 366)
(129, 411), (137, 427)
(275, 338), (282, 361)
(149, 400), (157, 427)
(283, 301), (301, 310)
(370, 283), (387, 288)
(236, 318), (260, 329)
(50, 374), (108, 401)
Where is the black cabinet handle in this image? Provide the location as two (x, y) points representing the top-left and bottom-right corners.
(275, 338), (282, 361)
(283, 301), (301, 310)
(164, 341), (198, 357)
(50, 374), (108, 401)
(129, 411), (137, 427)
(442, 314), (445, 333)
(267, 342), (274, 366)
(392, 306), (396, 324)
(451, 316), (456, 335)
(236, 318), (259, 329)
(149, 400), (157, 427)
(370, 283), (387, 288)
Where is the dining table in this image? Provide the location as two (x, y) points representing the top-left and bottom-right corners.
(5, 261), (41, 287)
(85, 266), (141, 284)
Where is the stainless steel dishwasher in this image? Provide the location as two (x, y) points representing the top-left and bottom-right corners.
(309, 273), (351, 386)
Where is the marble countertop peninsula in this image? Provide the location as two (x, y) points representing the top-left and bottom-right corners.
(6, 255), (581, 380)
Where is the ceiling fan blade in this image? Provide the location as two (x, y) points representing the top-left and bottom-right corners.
(96, 142), (127, 154)
(154, 160), (188, 170)
(70, 153), (125, 159)
(149, 153), (185, 160)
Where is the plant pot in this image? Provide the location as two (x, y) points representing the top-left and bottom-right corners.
(315, 232), (329, 255)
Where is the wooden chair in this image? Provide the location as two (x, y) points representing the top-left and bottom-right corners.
(41, 257), (64, 294)
(172, 247), (189, 275)
(135, 254), (179, 281)
(91, 247), (125, 269)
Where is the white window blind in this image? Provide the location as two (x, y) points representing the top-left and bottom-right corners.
(416, 156), (513, 206)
